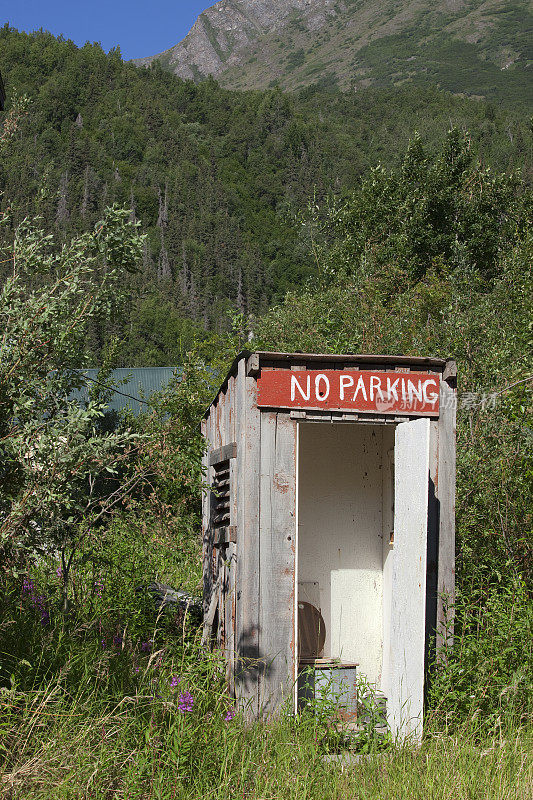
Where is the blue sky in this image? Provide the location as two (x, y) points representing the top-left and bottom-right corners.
(2, 1), (209, 60)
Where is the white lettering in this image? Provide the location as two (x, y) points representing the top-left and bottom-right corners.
(386, 376), (400, 402)
(352, 375), (368, 402)
(339, 374), (354, 400)
(423, 379), (439, 405)
(291, 374), (310, 402)
(370, 375), (384, 402)
(315, 373), (330, 401)
(407, 379), (423, 404)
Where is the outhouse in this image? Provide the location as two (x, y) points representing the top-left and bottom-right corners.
(201, 351), (456, 739)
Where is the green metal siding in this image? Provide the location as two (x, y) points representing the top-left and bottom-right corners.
(69, 368), (177, 416)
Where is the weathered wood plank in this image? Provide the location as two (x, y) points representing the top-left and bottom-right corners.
(226, 457), (237, 692)
(235, 359), (261, 718)
(436, 377), (456, 652)
(259, 411), (297, 716)
(208, 442), (237, 466)
(228, 374), (236, 444)
(426, 419), (440, 674)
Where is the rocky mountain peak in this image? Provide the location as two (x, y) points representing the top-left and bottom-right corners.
(133, 0), (532, 100)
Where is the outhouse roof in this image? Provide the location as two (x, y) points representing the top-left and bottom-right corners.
(205, 350), (454, 417)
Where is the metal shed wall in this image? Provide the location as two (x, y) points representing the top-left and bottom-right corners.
(69, 367), (176, 416)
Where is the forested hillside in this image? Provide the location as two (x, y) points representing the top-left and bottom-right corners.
(1, 26), (531, 365)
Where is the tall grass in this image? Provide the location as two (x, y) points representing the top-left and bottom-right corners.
(0, 670), (530, 799)
(1, 525), (531, 799)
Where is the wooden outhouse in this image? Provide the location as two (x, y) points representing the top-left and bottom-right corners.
(202, 351), (456, 739)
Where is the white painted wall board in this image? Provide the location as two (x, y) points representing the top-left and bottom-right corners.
(388, 417), (430, 740)
(381, 434), (395, 701)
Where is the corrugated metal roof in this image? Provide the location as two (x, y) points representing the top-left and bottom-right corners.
(69, 368), (177, 416)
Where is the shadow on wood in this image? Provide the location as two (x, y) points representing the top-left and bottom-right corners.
(235, 624), (272, 691)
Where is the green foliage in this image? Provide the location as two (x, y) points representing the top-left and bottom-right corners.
(0, 641), (529, 798)
(0, 26), (531, 363)
(0, 31), (531, 789)
(0, 206), (144, 572)
(254, 132), (532, 725)
(304, 129), (525, 282)
(429, 579), (532, 730)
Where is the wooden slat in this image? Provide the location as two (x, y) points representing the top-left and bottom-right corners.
(221, 373), (236, 679)
(389, 418), (430, 741)
(214, 392), (222, 449)
(436, 377), (456, 653)
(228, 374), (236, 444)
(235, 358), (261, 718)
(226, 457), (237, 694)
(202, 415), (214, 616)
(259, 412), (297, 715)
(213, 526), (237, 547)
(209, 442), (237, 466)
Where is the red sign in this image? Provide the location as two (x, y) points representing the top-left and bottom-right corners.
(257, 370), (440, 416)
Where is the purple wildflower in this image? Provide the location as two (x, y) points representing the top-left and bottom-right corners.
(170, 675), (181, 688)
(177, 691), (194, 714)
(140, 641), (152, 652)
(113, 635), (123, 648)
(56, 566), (62, 579)
(23, 579), (50, 624)
(224, 706), (237, 722)
(101, 639), (107, 649)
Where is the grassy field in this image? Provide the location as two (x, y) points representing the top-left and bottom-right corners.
(1, 686), (530, 799)
(0, 625), (530, 800)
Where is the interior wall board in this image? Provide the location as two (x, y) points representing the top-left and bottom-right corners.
(381, 432), (395, 702)
(298, 423), (385, 684)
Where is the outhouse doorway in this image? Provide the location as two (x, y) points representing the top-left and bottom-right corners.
(296, 417), (433, 733)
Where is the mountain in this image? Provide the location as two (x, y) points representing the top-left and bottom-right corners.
(133, 0), (533, 103)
